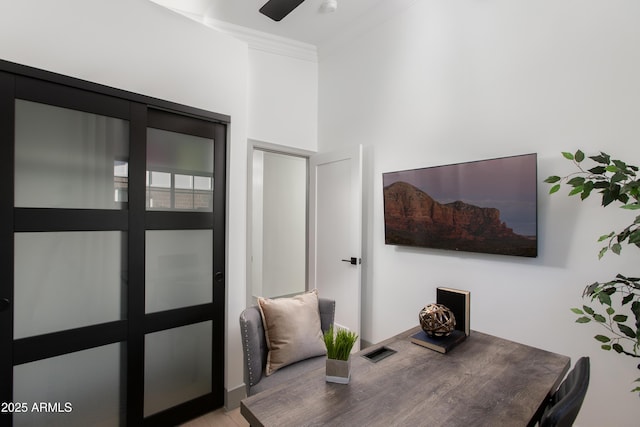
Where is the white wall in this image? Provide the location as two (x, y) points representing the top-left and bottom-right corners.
(318, 1), (640, 426)
(248, 48), (318, 150)
(0, 0), (249, 405)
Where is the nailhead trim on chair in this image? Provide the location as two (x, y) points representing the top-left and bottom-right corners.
(240, 312), (256, 387)
(240, 298), (335, 394)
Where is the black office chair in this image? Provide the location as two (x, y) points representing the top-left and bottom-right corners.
(539, 356), (590, 427)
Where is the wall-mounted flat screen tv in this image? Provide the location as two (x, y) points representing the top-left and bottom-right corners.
(383, 153), (537, 257)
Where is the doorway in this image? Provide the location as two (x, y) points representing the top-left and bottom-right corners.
(248, 142), (363, 350)
(248, 143), (311, 304)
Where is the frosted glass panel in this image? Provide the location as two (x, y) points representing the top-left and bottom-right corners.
(145, 230), (212, 313)
(14, 232), (125, 338)
(144, 322), (212, 416)
(15, 99), (129, 209)
(146, 128), (213, 211)
(14, 343), (121, 427)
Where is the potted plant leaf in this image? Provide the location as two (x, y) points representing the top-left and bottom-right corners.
(324, 325), (358, 384)
(545, 150), (640, 395)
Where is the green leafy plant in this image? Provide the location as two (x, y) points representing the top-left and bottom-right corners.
(323, 325), (358, 361)
(545, 150), (640, 394)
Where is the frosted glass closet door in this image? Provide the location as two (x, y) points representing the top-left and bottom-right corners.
(12, 98), (129, 426)
(142, 124), (216, 417)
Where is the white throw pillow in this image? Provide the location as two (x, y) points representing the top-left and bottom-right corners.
(258, 289), (326, 376)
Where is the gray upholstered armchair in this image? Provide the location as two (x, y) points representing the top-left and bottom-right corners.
(239, 298), (335, 396)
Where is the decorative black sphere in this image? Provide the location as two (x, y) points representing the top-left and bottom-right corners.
(419, 303), (456, 338)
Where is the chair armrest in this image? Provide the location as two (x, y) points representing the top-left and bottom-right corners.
(239, 306), (267, 390)
(318, 298), (335, 333)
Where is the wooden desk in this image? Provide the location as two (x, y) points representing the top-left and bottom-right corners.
(241, 327), (570, 427)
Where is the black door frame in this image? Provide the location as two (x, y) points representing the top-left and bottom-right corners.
(0, 59), (228, 427)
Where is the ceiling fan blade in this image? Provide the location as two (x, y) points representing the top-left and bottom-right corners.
(259, 0), (305, 21)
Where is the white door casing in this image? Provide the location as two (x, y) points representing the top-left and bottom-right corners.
(309, 145), (363, 350)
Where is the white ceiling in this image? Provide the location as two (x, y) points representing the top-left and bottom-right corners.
(151, 0), (412, 47)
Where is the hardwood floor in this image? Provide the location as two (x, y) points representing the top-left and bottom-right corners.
(180, 407), (249, 427)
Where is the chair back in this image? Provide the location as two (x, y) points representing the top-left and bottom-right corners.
(239, 297), (335, 395)
(540, 356), (590, 427)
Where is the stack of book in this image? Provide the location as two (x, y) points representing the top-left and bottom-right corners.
(410, 329), (466, 354)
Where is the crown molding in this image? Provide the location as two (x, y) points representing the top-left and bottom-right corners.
(204, 19), (318, 63)
(157, 6), (317, 62)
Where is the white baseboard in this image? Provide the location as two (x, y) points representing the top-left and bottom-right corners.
(225, 384), (246, 410)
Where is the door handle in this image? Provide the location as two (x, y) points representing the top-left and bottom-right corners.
(0, 298), (9, 312)
(341, 257), (360, 265)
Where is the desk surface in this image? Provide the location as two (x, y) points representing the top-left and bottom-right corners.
(241, 327), (570, 427)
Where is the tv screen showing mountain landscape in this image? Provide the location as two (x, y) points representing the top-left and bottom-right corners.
(383, 153), (537, 257)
